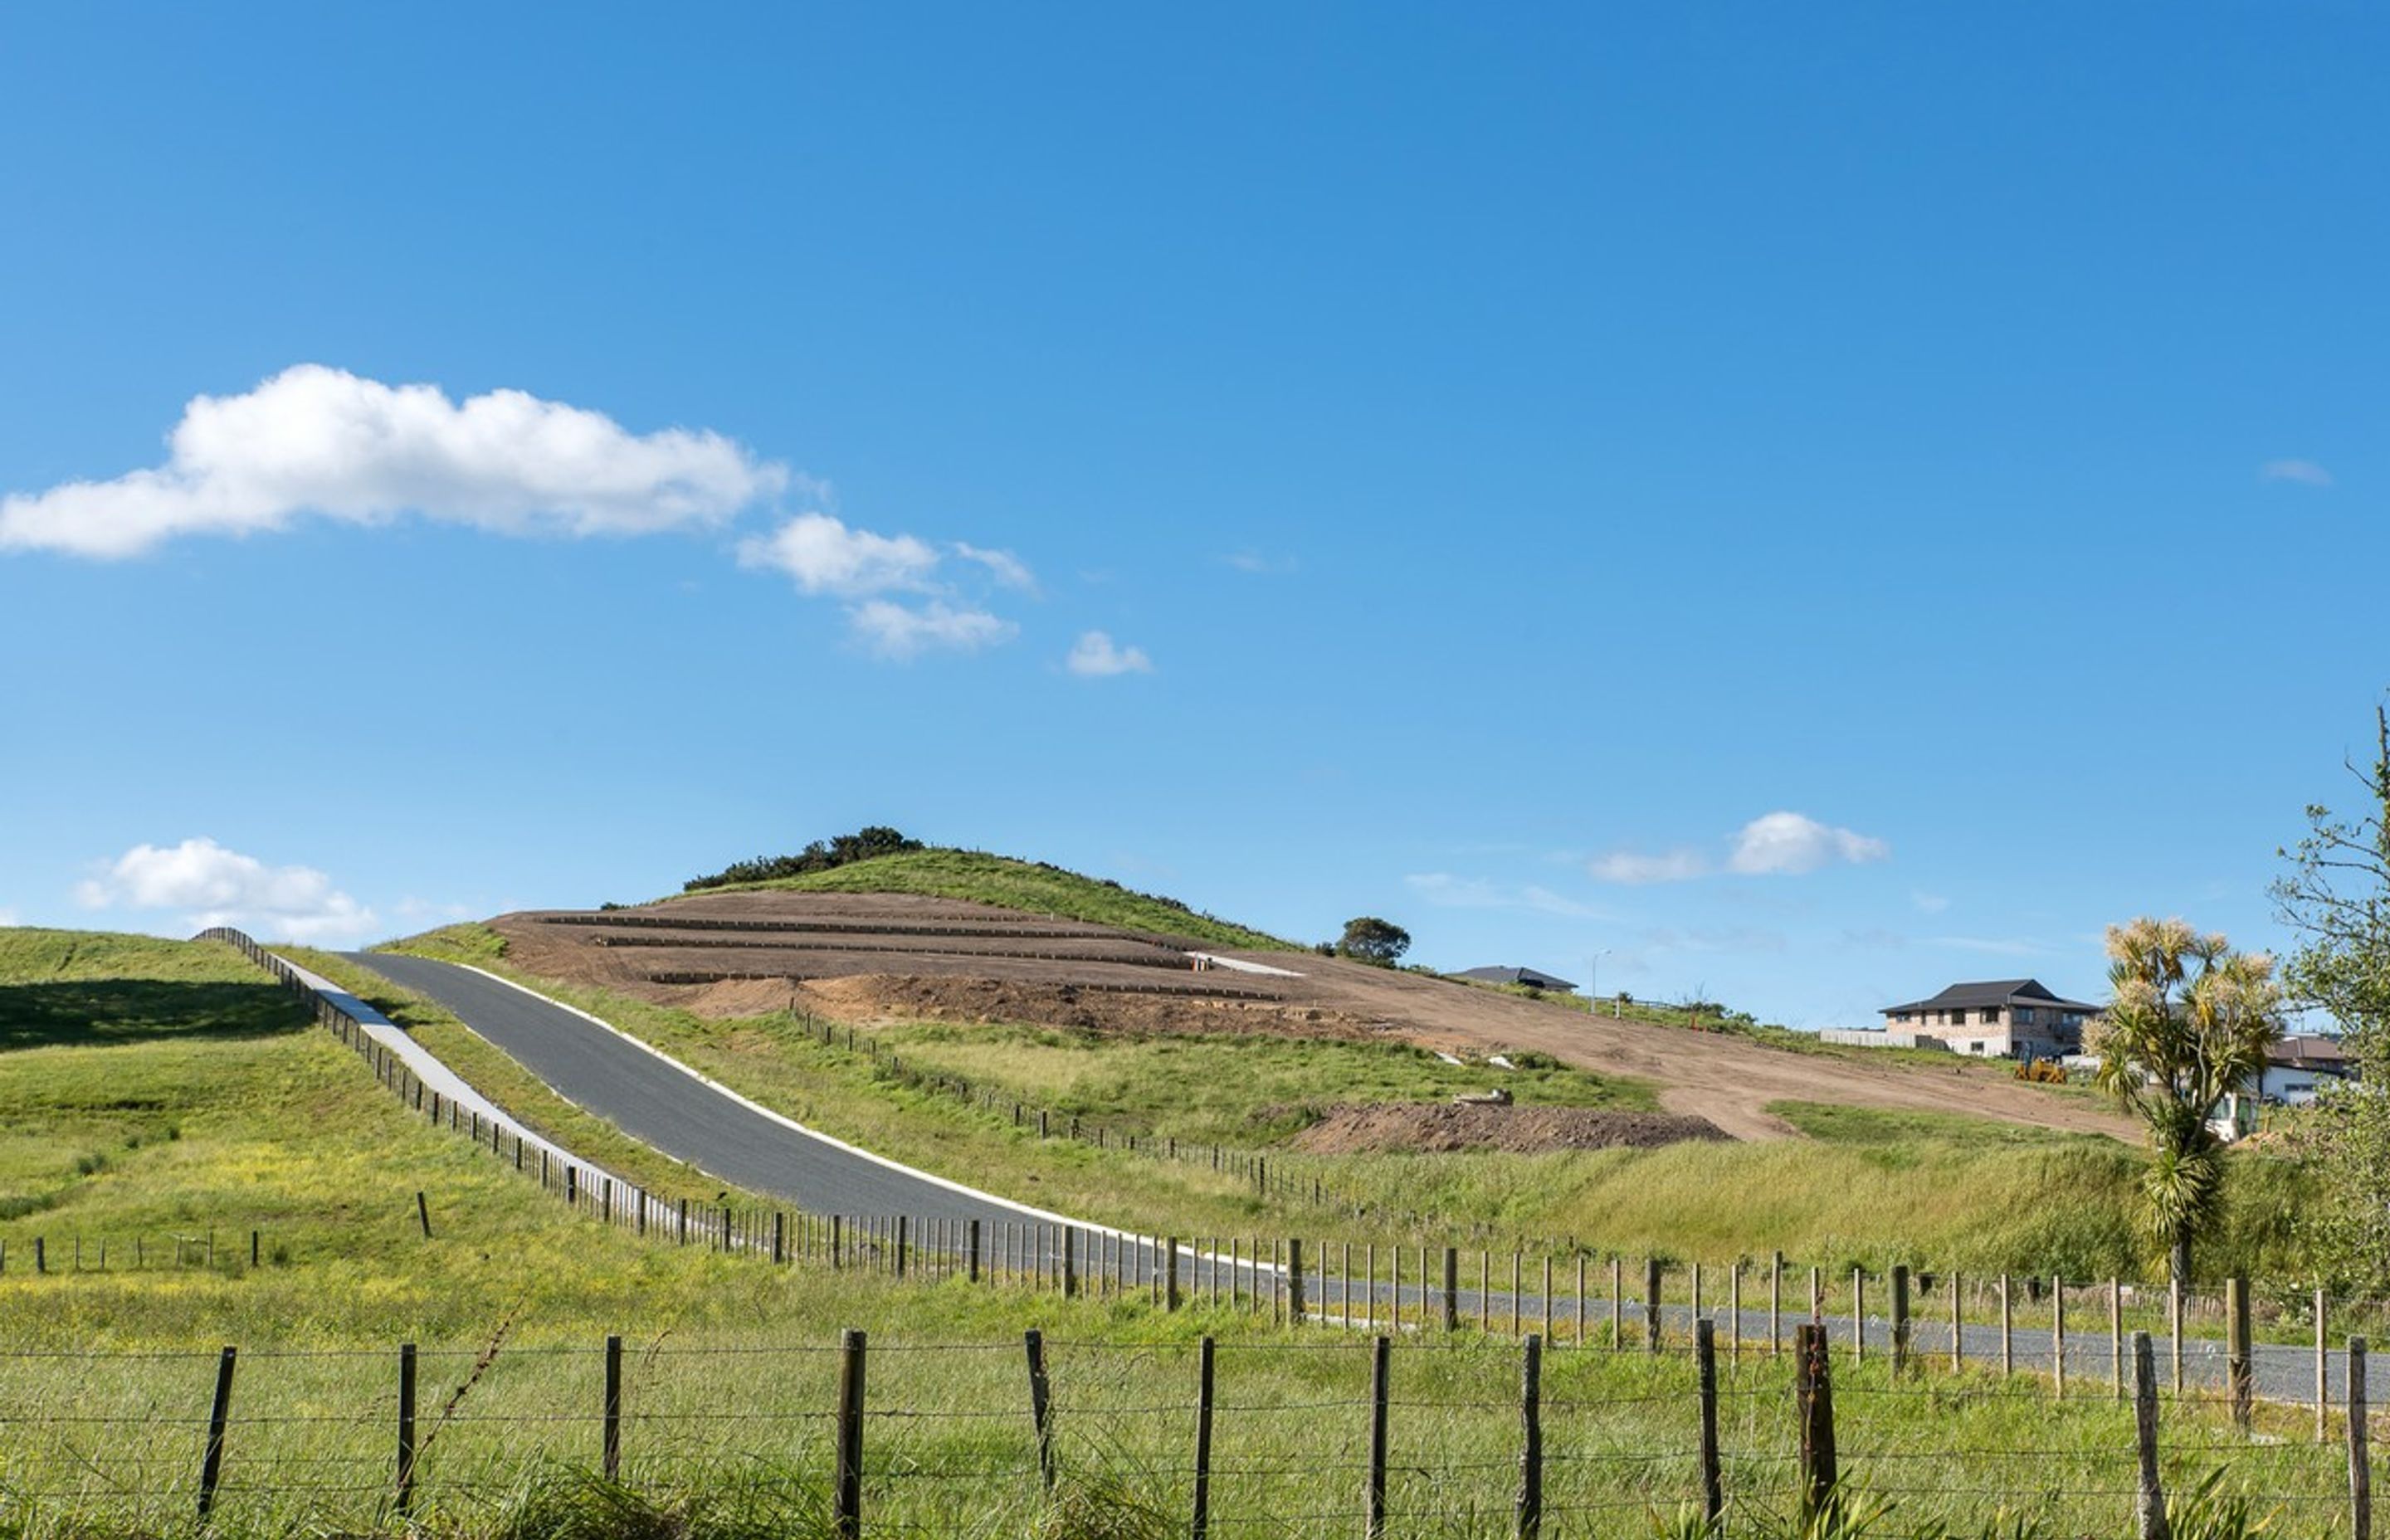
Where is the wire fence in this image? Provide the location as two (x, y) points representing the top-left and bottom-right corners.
(0, 1327), (2371, 1538)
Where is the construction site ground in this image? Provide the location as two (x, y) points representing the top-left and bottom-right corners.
(485, 890), (2138, 1143)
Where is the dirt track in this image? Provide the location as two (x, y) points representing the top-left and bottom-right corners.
(486, 892), (2138, 1144)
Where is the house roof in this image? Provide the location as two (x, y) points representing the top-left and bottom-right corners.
(1456, 966), (1580, 991)
(1880, 978), (2104, 1016)
(2270, 1035), (2351, 1070)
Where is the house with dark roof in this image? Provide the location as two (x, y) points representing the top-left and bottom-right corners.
(1455, 965), (1579, 994)
(1878, 978), (2102, 1060)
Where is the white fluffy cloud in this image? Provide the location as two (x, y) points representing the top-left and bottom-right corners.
(76, 837), (376, 944)
(1065, 630), (1154, 677)
(736, 511), (940, 597)
(739, 513), (1035, 658)
(1588, 850), (1710, 885)
(0, 908), (18, 928)
(1590, 811), (1888, 884)
(1728, 811), (1890, 875)
(0, 365), (785, 558)
(2261, 459), (2334, 487)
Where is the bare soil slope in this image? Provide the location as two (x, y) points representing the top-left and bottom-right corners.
(485, 893), (2137, 1143)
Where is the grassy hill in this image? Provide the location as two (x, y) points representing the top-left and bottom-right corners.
(0, 927), (2356, 1538)
(663, 846), (1303, 952)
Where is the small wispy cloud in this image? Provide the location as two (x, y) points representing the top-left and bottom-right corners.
(1729, 812), (1889, 875)
(1404, 873), (1612, 920)
(2261, 459), (2334, 488)
(1590, 810), (1888, 885)
(955, 543), (1038, 591)
(1224, 550), (1297, 575)
(739, 511), (1030, 658)
(1910, 891), (1950, 914)
(1065, 630), (1154, 677)
(1588, 850), (1710, 885)
(1922, 935), (2051, 958)
(850, 600), (1017, 660)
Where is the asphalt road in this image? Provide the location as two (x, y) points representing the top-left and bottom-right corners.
(344, 952), (1088, 1231)
(339, 952), (2373, 1402)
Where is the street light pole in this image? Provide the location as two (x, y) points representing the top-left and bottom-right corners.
(1590, 949), (1611, 1013)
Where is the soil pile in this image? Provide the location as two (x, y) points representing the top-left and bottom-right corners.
(1292, 1102), (1729, 1154)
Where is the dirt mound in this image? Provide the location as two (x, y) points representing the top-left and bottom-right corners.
(1292, 1102), (1729, 1154)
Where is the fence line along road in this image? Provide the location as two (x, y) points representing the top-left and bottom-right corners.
(172, 931), (2390, 1416)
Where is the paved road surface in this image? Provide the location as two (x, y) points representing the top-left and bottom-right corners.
(339, 952), (2376, 1403)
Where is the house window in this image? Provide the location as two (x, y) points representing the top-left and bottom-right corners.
(2017, 1007), (2037, 1026)
(1982, 1007), (2002, 1024)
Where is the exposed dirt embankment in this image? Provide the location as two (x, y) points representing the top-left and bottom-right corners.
(1292, 1103), (1730, 1154)
(481, 891), (2140, 1145)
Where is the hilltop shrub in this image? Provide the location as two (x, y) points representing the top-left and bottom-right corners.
(685, 826), (924, 890)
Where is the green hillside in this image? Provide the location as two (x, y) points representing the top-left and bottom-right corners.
(665, 846), (1302, 951)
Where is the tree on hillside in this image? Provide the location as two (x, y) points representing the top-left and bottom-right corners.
(2089, 916), (2284, 1284)
(685, 826), (923, 891)
(2271, 703), (2390, 1290)
(1335, 916), (1411, 967)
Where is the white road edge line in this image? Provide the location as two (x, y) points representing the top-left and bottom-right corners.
(444, 961), (1269, 1268)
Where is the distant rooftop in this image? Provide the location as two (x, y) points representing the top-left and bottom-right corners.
(1456, 965), (1579, 992)
(1881, 978), (2102, 1016)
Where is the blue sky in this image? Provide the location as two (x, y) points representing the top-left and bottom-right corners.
(2, 5), (2383, 1026)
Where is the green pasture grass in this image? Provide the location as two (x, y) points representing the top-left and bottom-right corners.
(0, 927), (2363, 1538)
(863, 1018), (1657, 1143)
(650, 848), (1300, 952)
(0, 1283), (2358, 1540)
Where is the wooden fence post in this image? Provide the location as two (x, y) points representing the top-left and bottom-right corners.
(1952, 1271), (1965, 1372)
(2133, 1330), (2166, 1540)
(968, 1219), (983, 1284)
(1063, 1228), (1077, 1299)
(2001, 1274), (2013, 1377)
(1890, 1265), (1910, 1377)
(1515, 1333), (1544, 1540)
(2054, 1275), (2067, 1400)
(1193, 1336), (1217, 1540)
(1795, 1323), (1837, 1524)
(2170, 1276), (2185, 1394)
(396, 1342), (417, 1514)
(197, 1345), (237, 1523)
(2227, 1276), (2253, 1429)
(603, 1333), (623, 1482)
(1612, 1257), (1623, 1350)
(1026, 1328), (1056, 1489)
(1645, 1258), (1662, 1352)
(1289, 1239), (1305, 1325)
(834, 1329), (866, 1539)
(2319, 1287), (2331, 1443)
(1366, 1336), (1392, 1540)
(1697, 1318), (1724, 1527)
(1772, 1252), (1784, 1356)
(1444, 1247), (1460, 1332)
(1853, 1268), (1865, 1364)
(773, 1211), (785, 1266)
(2349, 1336), (2370, 1540)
